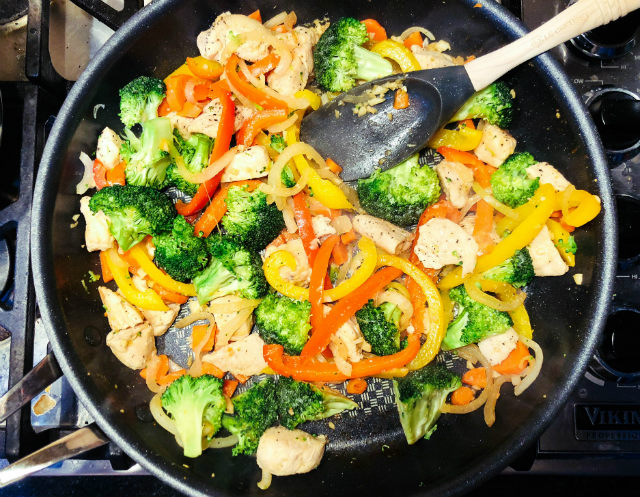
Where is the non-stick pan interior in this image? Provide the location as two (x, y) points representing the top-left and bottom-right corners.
(32, 1), (616, 496)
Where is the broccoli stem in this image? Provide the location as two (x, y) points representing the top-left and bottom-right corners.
(353, 46), (393, 82)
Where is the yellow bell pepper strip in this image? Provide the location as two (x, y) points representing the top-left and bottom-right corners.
(164, 63), (195, 82)
(495, 182), (554, 236)
(440, 184), (557, 290)
(127, 245), (197, 297)
(546, 219), (576, 267)
(509, 304), (533, 339)
(263, 237), (378, 302)
(376, 254), (445, 371)
(104, 248), (168, 311)
(294, 89), (322, 111)
(284, 126), (353, 210)
(562, 189), (601, 227)
(427, 126), (484, 151)
(375, 368), (409, 379)
(370, 39), (421, 72)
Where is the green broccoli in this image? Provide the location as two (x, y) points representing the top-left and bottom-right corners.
(221, 186), (285, 251)
(222, 378), (279, 456)
(357, 153), (441, 227)
(89, 184), (176, 251)
(276, 377), (358, 430)
(482, 248), (534, 288)
(119, 75), (166, 128)
(449, 81), (514, 128)
(441, 285), (513, 350)
(192, 235), (267, 303)
(165, 132), (213, 196)
(152, 216), (209, 282)
(270, 134), (286, 153)
(269, 134), (297, 187)
(355, 300), (402, 356)
(490, 152), (540, 208)
(393, 363), (461, 444)
(120, 117), (173, 188)
(255, 293), (312, 355)
(314, 17), (393, 92)
(161, 374), (225, 458)
(557, 234), (577, 256)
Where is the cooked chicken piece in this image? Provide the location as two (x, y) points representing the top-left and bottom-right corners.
(220, 146), (270, 182)
(311, 215), (337, 239)
(166, 112), (193, 139)
(257, 427), (327, 476)
(328, 314), (369, 377)
(179, 100), (253, 140)
(98, 286), (144, 331)
(459, 213), (501, 244)
(526, 162), (571, 192)
(106, 323), (156, 370)
(79, 196), (114, 252)
(267, 27), (317, 96)
(197, 12), (270, 64)
(414, 218), (478, 276)
(436, 160), (474, 209)
(209, 295), (255, 346)
(352, 215), (413, 255)
(411, 45), (457, 70)
(478, 328), (519, 366)
(202, 333), (267, 377)
(527, 225), (569, 277)
(473, 121), (517, 168)
(264, 237), (311, 286)
(96, 127), (123, 170)
(330, 215), (353, 235)
(141, 304), (180, 337)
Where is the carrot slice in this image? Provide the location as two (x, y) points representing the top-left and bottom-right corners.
(361, 19), (387, 42)
(326, 158), (342, 175)
(223, 379), (239, 398)
(201, 362), (225, 378)
(331, 241), (350, 266)
(451, 386), (476, 405)
(393, 89), (409, 109)
(346, 378), (368, 394)
(248, 9), (262, 22)
(462, 367), (487, 389)
(340, 230), (357, 245)
(403, 31), (423, 49)
(493, 341), (531, 375)
(191, 324), (216, 354)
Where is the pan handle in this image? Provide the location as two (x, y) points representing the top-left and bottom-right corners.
(0, 353), (62, 423)
(0, 424), (109, 487)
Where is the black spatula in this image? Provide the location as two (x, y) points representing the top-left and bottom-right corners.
(300, 0), (640, 181)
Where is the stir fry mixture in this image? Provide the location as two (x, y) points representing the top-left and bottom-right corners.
(76, 10), (602, 488)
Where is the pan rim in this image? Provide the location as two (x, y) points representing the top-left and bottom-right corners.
(30, 1), (617, 496)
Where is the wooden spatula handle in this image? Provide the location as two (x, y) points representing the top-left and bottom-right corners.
(465, 0), (640, 90)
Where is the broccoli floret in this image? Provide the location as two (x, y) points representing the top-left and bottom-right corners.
(270, 134), (286, 153)
(161, 374), (225, 458)
(221, 186), (285, 251)
(89, 184), (176, 251)
(314, 17), (393, 92)
(441, 285), (513, 350)
(193, 235), (267, 303)
(255, 293), (311, 355)
(165, 132), (213, 196)
(268, 135), (297, 187)
(357, 153), (441, 227)
(152, 216), (209, 282)
(119, 75), (166, 128)
(393, 363), (461, 444)
(557, 234), (577, 255)
(222, 378), (278, 456)
(449, 82), (514, 128)
(355, 300), (402, 356)
(276, 377), (358, 430)
(482, 248), (534, 288)
(490, 152), (540, 208)
(121, 117), (173, 188)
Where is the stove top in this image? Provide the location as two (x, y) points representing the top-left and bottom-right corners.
(0, 0), (639, 488)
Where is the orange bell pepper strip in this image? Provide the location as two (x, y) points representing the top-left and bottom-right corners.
(157, 97), (172, 116)
(178, 101), (203, 118)
(310, 236), (339, 335)
(245, 53), (280, 78)
(99, 250), (113, 283)
(292, 193), (319, 266)
(236, 108), (288, 147)
(438, 146), (486, 173)
(140, 354), (169, 381)
(148, 280), (189, 304)
(301, 267), (403, 359)
(191, 324), (217, 354)
(493, 341), (531, 375)
(361, 19), (387, 42)
(106, 161), (126, 186)
(331, 242), (350, 266)
(403, 31), (423, 49)
(225, 54), (288, 111)
(193, 180), (263, 238)
(165, 74), (191, 112)
(393, 89), (410, 109)
(223, 379), (239, 398)
(451, 386), (476, 405)
(346, 378), (368, 394)
(186, 56), (223, 81)
(248, 9), (262, 22)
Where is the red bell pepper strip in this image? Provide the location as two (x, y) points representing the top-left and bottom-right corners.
(292, 193), (318, 265)
(310, 235), (339, 335)
(93, 159), (108, 190)
(300, 267), (402, 359)
(236, 108), (288, 147)
(225, 54), (288, 111)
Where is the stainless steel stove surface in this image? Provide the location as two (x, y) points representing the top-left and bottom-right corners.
(0, 0), (639, 490)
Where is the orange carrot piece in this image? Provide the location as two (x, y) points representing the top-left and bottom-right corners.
(331, 241), (350, 266)
(393, 89), (410, 109)
(346, 378), (368, 395)
(462, 367), (487, 389)
(158, 370), (187, 385)
(403, 31), (423, 49)
(223, 379), (239, 398)
(451, 386), (476, 405)
(106, 161), (126, 186)
(100, 251), (113, 283)
(233, 373), (250, 384)
(462, 119), (476, 129)
(326, 158), (343, 175)
(361, 19), (387, 42)
(201, 362), (225, 378)
(493, 341), (531, 375)
(191, 324), (216, 354)
(340, 230), (357, 245)
(248, 9), (262, 22)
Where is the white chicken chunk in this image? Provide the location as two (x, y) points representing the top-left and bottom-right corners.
(209, 295), (255, 346)
(411, 45), (457, 70)
(197, 12), (269, 64)
(436, 160), (474, 209)
(414, 218), (478, 276)
(257, 427), (327, 476)
(186, 99), (253, 139)
(526, 162), (571, 192)
(264, 237), (311, 286)
(79, 196), (114, 252)
(527, 225), (569, 276)
(311, 215), (337, 239)
(221, 146), (270, 182)
(98, 286), (144, 331)
(267, 27), (317, 96)
(106, 323), (156, 370)
(141, 304), (180, 337)
(473, 121), (517, 168)
(478, 328), (519, 366)
(202, 333), (267, 377)
(96, 127), (123, 170)
(352, 215), (413, 255)
(328, 315), (369, 377)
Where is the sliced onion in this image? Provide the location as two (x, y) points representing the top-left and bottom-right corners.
(176, 147), (239, 184)
(375, 289), (414, 330)
(265, 113), (299, 133)
(76, 152), (96, 194)
(316, 167), (343, 185)
(175, 311), (215, 329)
(257, 470), (273, 490)
(92, 104), (105, 119)
(207, 434), (239, 449)
(150, 394), (177, 435)
(215, 307), (255, 348)
(145, 353), (166, 394)
(472, 182), (519, 218)
(442, 344), (494, 415)
(460, 194), (481, 218)
(398, 26), (435, 42)
(260, 167), (310, 197)
(483, 375), (510, 427)
(264, 11), (288, 28)
(514, 336), (543, 396)
(234, 29), (294, 80)
(339, 182), (363, 212)
(282, 11), (297, 30)
(283, 197), (298, 233)
(208, 298), (262, 313)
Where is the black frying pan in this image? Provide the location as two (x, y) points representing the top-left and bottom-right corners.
(31, 1), (617, 496)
